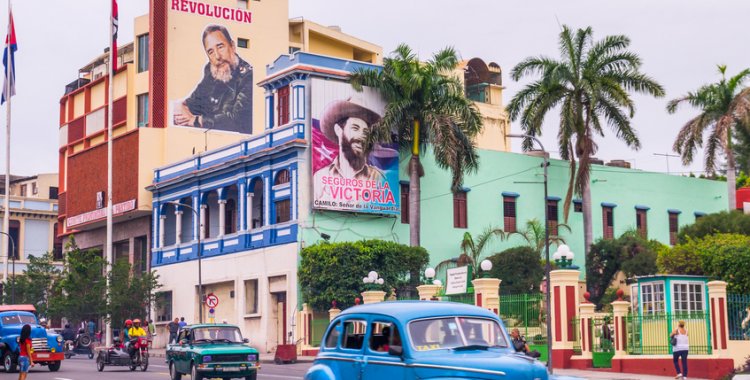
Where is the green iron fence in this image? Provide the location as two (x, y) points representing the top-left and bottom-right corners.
(499, 293), (548, 362)
(625, 312), (712, 355)
(442, 292), (475, 305)
(590, 314), (614, 368)
(310, 317), (330, 347)
(727, 293), (750, 340)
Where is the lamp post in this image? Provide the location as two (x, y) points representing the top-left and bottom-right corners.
(167, 201), (204, 323)
(479, 259), (492, 278)
(362, 270), (384, 290)
(552, 244), (575, 269)
(0, 231), (15, 303)
(507, 133), (553, 373)
(424, 267), (435, 285)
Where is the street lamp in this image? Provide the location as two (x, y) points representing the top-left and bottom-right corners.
(480, 259), (492, 278)
(166, 201), (204, 323)
(507, 133), (553, 373)
(553, 244), (575, 269)
(362, 270), (384, 290)
(424, 267), (435, 285)
(0, 231), (16, 303)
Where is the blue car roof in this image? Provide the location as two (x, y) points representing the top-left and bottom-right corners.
(338, 301), (499, 322)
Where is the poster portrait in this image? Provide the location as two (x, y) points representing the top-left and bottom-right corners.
(311, 78), (400, 215)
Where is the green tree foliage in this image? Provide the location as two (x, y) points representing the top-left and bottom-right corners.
(507, 25), (664, 258)
(434, 227), (506, 276)
(350, 44), (482, 247)
(658, 233), (750, 293)
(2, 253), (60, 316)
(299, 240), (429, 311)
(677, 211), (750, 243)
(48, 238), (106, 322)
(513, 218), (570, 255)
(586, 231), (661, 308)
(107, 259), (161, 326)
(486, 246), (544, 294)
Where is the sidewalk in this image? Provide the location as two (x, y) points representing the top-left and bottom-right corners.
(554, 368), (710, 380)
(148, 348), (316, 364)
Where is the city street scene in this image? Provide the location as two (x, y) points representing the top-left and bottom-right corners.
(0, 0), (748, 379)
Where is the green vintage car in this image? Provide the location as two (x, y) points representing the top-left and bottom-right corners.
(166, 324), (260, 380)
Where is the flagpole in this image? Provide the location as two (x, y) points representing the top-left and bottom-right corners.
(105, 0), (114, 347)
(2, 0), (12, 289)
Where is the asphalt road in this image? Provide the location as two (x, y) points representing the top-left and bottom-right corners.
(16, 356), (311, 380)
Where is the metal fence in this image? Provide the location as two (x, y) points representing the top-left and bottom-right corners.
(625, 312), (712, 355)
(590, 314), (614, 368)
(310, 317), (330, 347)
(499, 293), (548, 361)
(728, 293), (750, 340)
(442, 292), (475, 305)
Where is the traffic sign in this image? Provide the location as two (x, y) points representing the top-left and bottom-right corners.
(209, 308), (215, 314)
(205, 293), (220, 308)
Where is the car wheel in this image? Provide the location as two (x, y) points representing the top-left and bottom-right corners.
(89, 351), (95, 359)
(48, 361), (61, 372)
(169, 361), (182, 380)
(191, 362), (203, 380)
(244, 372), (257, 380)
(274, 357), (282, 365)
(3, 352), (17, 373)
(96, 356), (105, 372)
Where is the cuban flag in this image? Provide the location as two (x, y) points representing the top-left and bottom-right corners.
(2, 10), (16, 105)
(111, 0), (118, 73)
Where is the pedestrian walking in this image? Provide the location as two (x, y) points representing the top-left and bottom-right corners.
(671, 320), (689, 379)
(167, 318), (180, 344)
(18, 324), (34, 380)
(178, 317), (187, 328)
(147, 319), (156, 336)
(87, 319), (96, 336)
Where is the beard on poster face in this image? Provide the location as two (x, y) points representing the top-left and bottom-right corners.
(341, 135), (368, 170)
(210, 54), (239, 83)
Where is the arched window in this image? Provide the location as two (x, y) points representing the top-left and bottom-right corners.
(274, 169), (290, 186)
(225, 199), (237, 234)
(251, 179), (264, 229)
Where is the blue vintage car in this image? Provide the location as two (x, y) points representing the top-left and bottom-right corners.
(0, 305), (65, 373)
(306, 301), (574, 380)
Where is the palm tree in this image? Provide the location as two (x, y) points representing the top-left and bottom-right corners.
(350, 44), (483, 247)
(513, 218), (570, 255)
(668, 65), (750, 209)
(434, 226), (506, 276)
(507, 26), (664, 256)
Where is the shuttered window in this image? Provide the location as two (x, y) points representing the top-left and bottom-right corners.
(547, 200), (559, 236)
(453, 191), (468, 229)
(503, 196), (516, 232)
(669, 212), (679, 245)
(636, 209), (648, 238)
(401, 184), (409, 224)
(277, 86), (290, 127)
(603, 206), (614, 239)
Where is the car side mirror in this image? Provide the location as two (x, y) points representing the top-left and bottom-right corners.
(242, 338), (249, 344)
(387, 345), (403, 357)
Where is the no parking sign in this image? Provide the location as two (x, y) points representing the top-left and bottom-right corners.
(205, 293), (220, 308)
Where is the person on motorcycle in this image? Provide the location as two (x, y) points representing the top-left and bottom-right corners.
(127, 319), (147, 359)
(122, 319), (133, 342)
(61, 324), (77, 342)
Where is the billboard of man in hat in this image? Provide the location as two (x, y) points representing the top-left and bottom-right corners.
(313, 97), (385, 184)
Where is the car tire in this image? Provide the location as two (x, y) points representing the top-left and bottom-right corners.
(48, 361), (61, 372)
(89, 351), (95, 359)
(274, 357), (282, 365)
(244, 373), (257, 380)
(169, 361), (182, 380)
(3, 352), (17, 373)
(191, 362), (203, 380)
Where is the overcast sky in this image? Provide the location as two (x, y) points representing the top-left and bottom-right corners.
(1, 0), (748, 176)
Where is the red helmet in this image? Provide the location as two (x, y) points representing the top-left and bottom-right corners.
(125, 319), (133, 326)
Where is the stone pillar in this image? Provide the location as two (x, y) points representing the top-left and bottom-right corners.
(159, 215), (166, 247)
(361, 290), (386, 304)
(299, 303), (314, 351)
(175, 210), (183, 244)
(416, 284), (442, 301)
(218, 200), (227, 237)
(610, 299), (629, 359)
(707, 280), (729, 355)
(472, 278), (501, 314)
(549, 269), (581, 369)
(328, 306), (341, 322)
(578, 294), (595, 361)
(200, 205), (207, 239)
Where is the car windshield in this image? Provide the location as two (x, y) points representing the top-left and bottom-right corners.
(192, 326), (243, 343)
(408, 317), (508, 352)
(1, 314), (36, 325)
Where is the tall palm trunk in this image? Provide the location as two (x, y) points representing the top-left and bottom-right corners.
(727, 149), (737, 211)
(409, 119), (421, 247)
(582, 180), (594, 256)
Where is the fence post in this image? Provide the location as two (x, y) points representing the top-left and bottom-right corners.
(578, 293), (595, 362)
(416, 284), (442, 301)
(361, 290), (386, 304)
(549, 269), (580, 369)
(611, 293), (629, 360)
(328, 301), (341, 322)
(707, 280), (729, 355)
(472, 278), (501, 315)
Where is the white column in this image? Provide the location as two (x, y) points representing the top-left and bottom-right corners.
(247, 193), (254, 230)
(200, 205), (207, 239)
(175, 210), (183, 244)
(159, 215), (166, 248)
(218, 200), (227, 237)
(239, 182), (246, 231)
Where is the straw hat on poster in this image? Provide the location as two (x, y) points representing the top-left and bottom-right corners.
(320, 96), (382, 142)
